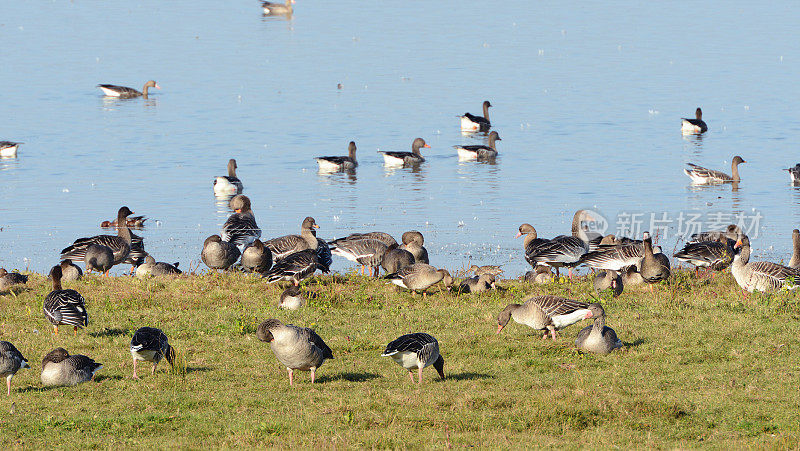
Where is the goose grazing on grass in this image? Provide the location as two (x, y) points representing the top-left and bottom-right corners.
(789, 229), (800, 269)
(785, 164), (800, 183)
(690, 224), (741, 243)
(0, 341), (29, 396)
(399, 231), (429, 264)
(673, 236), (734, 273)
(316, 141), (358, 172)
(381, 333), (444, 384)
(43, 265), (88, 335)
(731, 235), (800, 292)
(59, 260), (82, 282)
(640, 232), (671, 289)
(262, 0), (294, 15)
(201, 235), (241, 271)
(279, 286), (305, 310)
(468, 264), (503, 277)
(460, 100), (492, 132)
(130, 327), (176, 379)
(241, 239), (273, 273)
(84, 244), (114, 275)
(222, 195), (261, 250)
(455, 131), (501, 160)
(214, 159), (243, 196)
(381, 243), (415, 274)
(97, 80), (160, 98)
(681, 107), (708, 134)
(684, 156), (746, 184)
(0, 141), (21, 158)
(330, 238), (388, 276)
(594, 270), (623, 297)
(262, 249), (327, 285)
(40, 348), (102, 387)
(458, 274), (495, 294)
(575, 304), (622, 355)
(496, 295), (591, 340)
(264, 217), (319, 261)
(378, 138), (429, 166)
(61, 206), (134, 267)
(256, 319), (333, 385)
(0, 268), (28, 292)
(135, 255), (181, 277)
(384, 263), (452, 299)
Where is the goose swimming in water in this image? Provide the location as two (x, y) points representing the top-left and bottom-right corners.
(681, 107), (708, 134)
(97, 80), (160, 99)
(0, 141), (21, 158)
(214, 159), (244, 196)
(378, 138), (430, 166)
(455, 131), (501, 160)
(684, 156), (746, 184)
(460, 100), (492, 132)
(315, 141), (358, 172)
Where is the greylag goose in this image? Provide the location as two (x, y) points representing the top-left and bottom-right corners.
(84, 244), (114, 274)
(201, 235), (241, 271)
(0, 141), (21, 158)
(381, 333), (445, 384)
(673, 236), (734, 272)
(135, 254), (181, 277)
(594, 270), (623, 297)
(468, 264), (503, 277)
(381, 243), (415, 274)
(40, 348), (102, 387)
(790, 229), (800, 269)
(59, 260), (82, 282)
(256, 319), (333, 385)
(378, 138), (429, 166)
(690, 224), (741, 243)
(518, 213), (593, 277)
(578, 241), (644, 271)
(101, 215), (147, 228)
(279, 286), (305, 310)
(621, 266), (645, 287)
(731, 235), (800, 292)
(684, 156), (746, 184)
(264, 216), (319, 261)
(315, 141), (358, 171)
(122, 230), (147, 273)
(97, 80), (160, 98)
(785, 164), (800, 183)
(681, 107), (708, 134)
(262, 0), (294, 15)
(0, 268), (28, 291)
(399, 231), (429, 264)
(384, 263), (452, 299)
(455, 131), (501, 160)
(458, 274), (495, 293)
(333, 231), (398, 247)
(640, 232), (671, 289)
(575, 304), (622, 355)
(241, 239), (273, 273)
(130, 327), (175, 379)
(60, 206), (134, 266)
(330, 238), (388, 276)
(222, 195), (261, 250)
(524, 265), (553, 284)
(214, 159), (243, 196)
(262, 249), (327, 285)
(43, 265), (88, 335)
(0, 341), (29, 396)
(496, 295), (591, 340)
(460, 100), (492, 132)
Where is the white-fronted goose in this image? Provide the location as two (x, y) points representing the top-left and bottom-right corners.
(279, 286), (305, 310)
(316, 141), (358, 171)
(460, 100), (492, 132)
(61, 206), (134, 266)
(496, 295), (591, 340)
(731, 235), (800, 292)
(455, 131), (501, 160)
(524, 265), (553, 284)
(384, 263), (452, 299)
(468, 264), (503, 277)
(59, 260), (82, 282)
(222, 195), (261, 250)
(130, 327), (175, 379)
(262, 0), (294, 15)
(378, 138), (430, 166)
(575, 304), (622, 355)
(673, 236), (733, 272)
(241, 239), (273, 273)
(381, 243), (415, 274)
(458, 274), (495, 293)
(262, 249), (326, 285)
(43, 265), (88, 335)
(135, 255), (181, 277)
(264, 217), (319, 260)
(97, 80), (160, 98)
(0, 268), (28, 291)
(330, 238), (388, 276)
(256, 319), (333, 385)
(0, 341), (29, 396)
(790, 229), (800, 269)
(0, 141), (21, 158)
(681, 107), (708, 134)
(785, 164), (800, 183)
(40, 348), (102, 387)
(594, 270), (623, 297)
(684, 156), (746, 184)
(333, 231), (398, 247)
(101, 215), (147, 229)
(201, 235), (241, 271)
(84, 244), (114, 275)
(399, 231), (429, 264)
(381, 333), (444, 384)
(690, 224), (741, 243)
(578, 241), (644, 271)
(640, 232), (671, 289)
(214, 159), (244, 196)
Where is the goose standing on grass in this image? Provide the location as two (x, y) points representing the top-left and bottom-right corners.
(640, 232), (671, 290)
(135, 255), (181, 277)
(455, 131), (501, 160)
(222, 195), (261, 251)
(731, 235), (800, 292)
(458, 274), (495, 294)
(262, 0), (294, 15)
(264, 217), (319, 261)
(496, 295), (591, 340)
(681, 107), (708, 134)
(315, 141), (358, 172)
(381, 243), (415, 274)
(59, 260), (82, 282)
(0, 341), (29, 396)
(256, 319), (333, 385)
(384, 263), (452, 299)
(0, 141), (21, 158)
(60, 206), (135, 267)
(594, 270), (623, 297)
(123, 231), (147, 272)
(214, 159), (244, 196)
(262, 249), (327, 285)
(575, 304), (622, 355)
(241, 239), (273, 273)
(0, 268), (28, 291)
(460, 100), (492, 132)
(684, 156), (746, 184)
(578, 240), (644, 271)
(789, 229), (800, 269)
(201, 235), (241, 271)
(97, 80), (160, 99)
(381, 333), (445, 384)
(84, 244), (114, 275)
(518, 211), (596, 277)
(785, 164), (800, 183)
(673, 236), (734, 273)
(130, 327), (176, 379)
(40, 348), (102, 387)
(399, 231), (429, 264)
(330, 238), (388, 276)
(378, 138), (430, 166)
(43, 265), (88, 335)
(279, 286), (305, 310)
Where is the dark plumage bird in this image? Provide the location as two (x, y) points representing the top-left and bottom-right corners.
(381, 333), (445, 384)
(256, 319), (333, 385)
(315, 141), (358, 171)
(241, 239), (273, 273)
(84, 244), (114, 274)
(60, 206), (135, 268)
(575, 304), (622, 355)
(330, 238), (388, 276)
(640, 232), (671, 289)
(454, 131), (501, 160)
(42, 265), (88, 335)
(381, 243), (415, 274)
(378, 138), (430, 165)
(130, 327), (176, 379)
(222, 195), (261, 250)
(0, 341), (29, 396)
(673, 236), (734, 273)
(40, 348), (102, 387)
(0, 268), (28, 291)
(263, 217), (319, 261)
(262, 249), (327, 286)
(681, 107), (708, 134)
(201, 235), (241, 271)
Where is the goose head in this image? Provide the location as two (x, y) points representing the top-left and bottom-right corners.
(256, 319), (284, 343)
(411, 138), (430, 155)
(496, 304), (521, 333)
(301, 216), (319, 231)
(695, 107), (703, 120)
(515, 223), (536, 239)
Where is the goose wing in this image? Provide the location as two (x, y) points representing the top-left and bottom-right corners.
(579, 242), (644, 270)
(526, 236), (587, 265)
(43, 290), (88, 327)
(61, 235), (130, 263)
(298, 327), (334, 360)
(264, 234), (307, 260)
(528, 295), (588, 318)
(130, 327), (168, 352)
(97, 84), (141, 96)
(382, 333), (436, 355)
(261, 249), (319, 283)
(221, 212), (261, 247)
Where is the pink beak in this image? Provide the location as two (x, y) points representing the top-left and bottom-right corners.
(155, 84), (162, 89)
(514, 232), (522, 238)
(496, 324), (504, 334)
(584, 311), (594, 319)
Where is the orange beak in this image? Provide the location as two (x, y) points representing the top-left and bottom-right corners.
(514, 232), (522, 238)
(585, 311), (594, 319)
(313, 224), (320, 229)
(423, 144), (431, 148)
(496, 324), (504, 334)
(235, 209), (242, 213)
(734, 239), (743, 249)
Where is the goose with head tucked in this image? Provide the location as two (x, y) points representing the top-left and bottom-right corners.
(384, 263), (452, 299)
(241, 239), (273, 273)
(60, 206), (134, 267)
(262, 249), (327, 286)
(40, 348), (102, 387)
(458, 273), (495, 294)
(460, 100), (492, 132)
(256, 319), (333, 385)
(381, 243), (415, 274)
(681, 107), (708, 134)
(496, 295), (591, 340)
(59, 260), (83, 282)
(201, 235), (241, 271)
(262, 0), (294, 15)
(575, 303), (623, 355)
(43, 265), (88, 335)
(130, 327), (176, 379)
(0, 341), (29, 396)
(378, 138), (430, 166)
(84, 244), (114, 275)
(214, 159), (244, 196)
(330, 238), (388, 277)
(222, 195), (261, 250)
(264, 217), (320, 261)
(279, 286), (305, 310)
(97, 80), (160, 99)
(684, 156), (746, 184)
(399, 230), (429, 264)
(316, 141), (358, 172)
(0, 268), (28, 292)
(382, 333), (444, 384)
(731, 235), (800, 292)
(455, 131), (501, 161)
(135, 254), (181, 277)
(524, 265), (553, 284)
(0, 141), (22, 158)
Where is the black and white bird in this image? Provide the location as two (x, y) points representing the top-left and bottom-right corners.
(214, 159), (244, 196)
(0, 341), (29, 396)
(378, 138), (430, 166)
(256, 319), (333, 385)
(222, 195), (261, 250)
(455, 131), (501, 160)
(60, 206), (135, 269)
(130, 327), (176, 379)
(42, 265), (88, 335)
(262, 249), (328, 285)
(315, 141), (358, 172)
(381, 333), (445, 384)
(681, 107), (708, 134)
(0, 141), (22, 158)
(785, 164), (800, 183)
(460, 100), (492, 132)
(97, 80), (160, 98)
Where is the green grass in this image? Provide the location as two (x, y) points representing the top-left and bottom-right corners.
(1, 268), (800, 448)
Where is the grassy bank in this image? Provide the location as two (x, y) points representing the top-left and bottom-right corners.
(1, 268), (799, 448)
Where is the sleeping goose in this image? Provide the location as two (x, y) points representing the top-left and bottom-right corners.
(384, 263), (452, 299)
(278, 286), (305, 310)
(381, 243), (415, 274)
(0, 268), (28, 291)
(455, 131), (501, 160)
(460, 100), (492, 132)
(0, 141), (22, 158)
(330, 238), (388, 276)
(524, 265), (553, 284)
(640, 232), (671, 289)
(241, 239), (273, 273)
(690, 224), (741, 243)
(399, 231), (429, 264)
(684, 156), (746, 184)
(790, 229), (800, 269)
(213, 159), (244, 196)
(97, 80), (160, 98)
(201, 235), (241, 271)
(263, 217), (319, 261)
(378, 138), (430, 166)
(316, 141), (358, 172)
(468, 264), (503, 277)
(59, 260), (83, 282)
(731, 235), (800, 292)
(673, 236), (734, 273)
(381, 333), (445, 384)
(575, 304), (622, 355)
(458, 274), (495, 293)
(43, 265), (88, 335)
(60, 206), (134, 267)
(135, 254), (182, 277)
(622, 266), (645, 287)
(681, 107), (708, 134)
(40, 348), (102, 387)
(0, 341), (29, 396)
(84, 244), (114, 275)
(785, 164), (800, 183)
(256, 319), (333, 385)
(496, 295), (591, 340)
(262, 249), (326, 285)
(262, 0), (294, 15)
(222, 195), (261, 250)
(130, 327), (176, 379)
(594, 270), (623, 297)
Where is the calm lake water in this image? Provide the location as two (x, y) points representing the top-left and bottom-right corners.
(2, 1), (799, 275)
